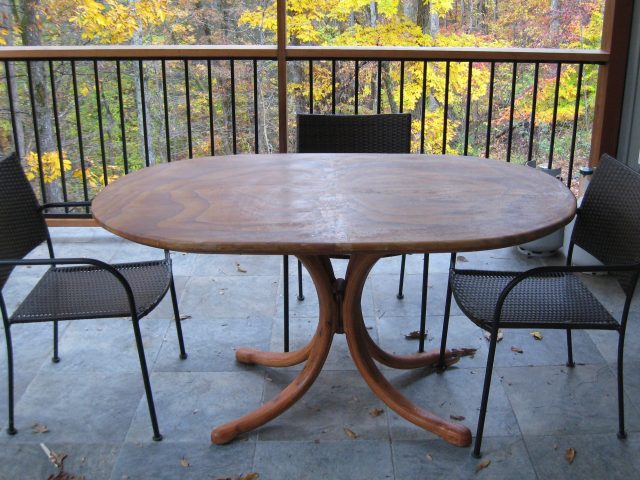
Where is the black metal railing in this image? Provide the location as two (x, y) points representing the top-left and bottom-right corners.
(0, 46), (606, 218)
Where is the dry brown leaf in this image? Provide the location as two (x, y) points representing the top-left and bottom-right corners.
(475, 459), (491, 473)
(451, 347), (477, 357)
(180, 456), (190, 468)
(404, 330), (426, 340)
(530, 331), (544, 341)
(449, 415), (466, 421)
(343, 427), (359, 439)
(456, 255), (469, 263)
(369, 407), (384, 417)
(240, 474), (259, 480)
(179, 314), (191, 321)
(565, 447), (576, 464)
(32, 422), (49, 433)
(483, 329), (504, 342)
(511, 346), (524, 354)
(235, 262), (248, 273)
(425, 453), (433, 461)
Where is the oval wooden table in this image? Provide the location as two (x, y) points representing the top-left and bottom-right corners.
(92, 153), (576, 448)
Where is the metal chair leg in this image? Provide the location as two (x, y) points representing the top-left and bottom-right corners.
(418, 254), (429, 353)
(283, 255), (290, 352)
(4, 326), (16, 435)
(617, 330), (627, 439)
(169, 277), (187, 360)
(52, 320), (60, 363)
(397, 254), (406, 299)
(473, 325), (499, 458)
(131, 317), (162, 441)
(566, 329), (575, 367)
(438, 255), (456, 371)
(297, 259), (305, 301)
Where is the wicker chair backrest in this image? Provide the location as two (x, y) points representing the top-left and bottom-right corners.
(296, 113), (412, 154)
(0, 153), (49, 290)
(572, 153), (640, 295)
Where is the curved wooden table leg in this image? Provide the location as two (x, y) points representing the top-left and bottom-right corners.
(343, 254), (472, 448)
(236, 341), (312, 367)
(211, 255), (337, 445)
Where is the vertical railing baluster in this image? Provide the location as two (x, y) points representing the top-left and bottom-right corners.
(207, 60), (214, 156)
(485, 62), (495, 158)
(376, 60), (382, 114)
(94, 60), (108, 184)
(26, 61), (46, 203)
(354, 61), (359, 115)
(309, 60), (314, 113)
(162, 60), (172, 161)
(568, 63), (584, 189)
(71, 61), (89, 207)
(442, 61), (450, 154)
(116, 60), (129, 173)
(399, 60), (405, 114)
(184, 60), (193, 159)
(527, 62), (540, 164)
(420, 61), (427, 154)
(48, 61), (68, 208)
(548, 62), (562, 169)
(138, 60), (150, 167)
(506, 62), (518, 163)
(253, 59), (259, 153)
(5, 61), (20, 160)
(463, 61), (473, 156)
(331, 59), (336, 114)
(230, 59), (237, 154)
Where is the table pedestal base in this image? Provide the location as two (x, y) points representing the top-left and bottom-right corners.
(211, 254), (472, 448)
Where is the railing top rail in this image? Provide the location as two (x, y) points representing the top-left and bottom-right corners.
(0, 45), (608, 64)
(287, 46), (609, 63)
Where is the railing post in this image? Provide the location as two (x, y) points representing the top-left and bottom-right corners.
(277, 0), (288, 153)
(589, 0), (633, 167)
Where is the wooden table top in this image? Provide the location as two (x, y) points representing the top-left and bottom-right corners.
(92, 153), (576, 255)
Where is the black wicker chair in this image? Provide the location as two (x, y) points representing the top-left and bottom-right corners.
(0, 152), (187, 441)
(282, 113), (432, 351)
(438, 154), (640, 458)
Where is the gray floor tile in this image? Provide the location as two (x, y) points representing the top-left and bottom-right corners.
(125, 371), (265, 443)
(192, 253), (281, 277)
(0, 442), (120, 480)
(499, 364), (640, 436)
(180, 275), (279, 320)
(588, 311), (640, 364)
(257, 370), (389, 441)
(392, 437), (537, 479)
(525, 433), (640, 479)
(154, 316), (273, 373)
(1, 371), (145, 443)
(387, 366), (520, 440)
(110, 441), (255, 480)
(253, 440), (394, 480)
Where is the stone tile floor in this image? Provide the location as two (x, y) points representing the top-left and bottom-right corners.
(1, 227), (639, 479)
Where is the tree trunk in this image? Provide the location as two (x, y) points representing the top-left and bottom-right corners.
(21, 0), (62, 204)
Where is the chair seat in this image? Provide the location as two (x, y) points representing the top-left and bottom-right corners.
(10, 260), (172, 323)
(451, 269), (619, 330)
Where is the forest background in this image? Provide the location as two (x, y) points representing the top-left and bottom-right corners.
(0, 0), (604, 204)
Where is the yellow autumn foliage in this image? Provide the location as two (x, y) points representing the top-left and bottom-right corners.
(24, 151), (72, 184)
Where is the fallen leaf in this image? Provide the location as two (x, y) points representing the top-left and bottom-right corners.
(32, 422), (49, 433)
(369, 407), (384, 417)
(235, 262), (248, 273)
(450, 415), (466, 421)
(451, 347), (477, 357)
(565, 447), (576, 464)
(240, 474), (259, 480)
(456, 255), (469, 263)
(404, 330), (426, 340)
(475, 459), (491, 473)
(530, 331), (543, 341)
(343, 427), (359, 439)
(511, 346), (524, 354)
(179, 314), (191, 321)
(483, 329), (503, 342)
(180, 456), (190, 468)
(425, 453), (433, 461)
